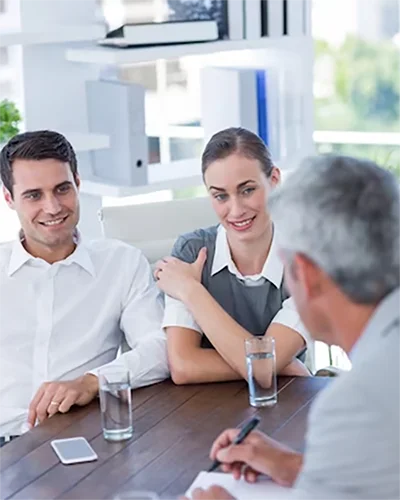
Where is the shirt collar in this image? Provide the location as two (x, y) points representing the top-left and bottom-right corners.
(350, 287), (400, 361)
(7, 230), (96, 278)
(62, 232), (96, 277)
(7, 237), (33, 277)
(211, 225), (283, 288)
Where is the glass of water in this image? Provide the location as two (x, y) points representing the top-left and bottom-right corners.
(98, 367), (133, 441)
(245, 336), (277, 407)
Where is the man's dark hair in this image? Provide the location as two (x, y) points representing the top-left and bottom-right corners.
(0, 130), (78, 197)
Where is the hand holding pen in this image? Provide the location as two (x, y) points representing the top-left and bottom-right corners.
(208, 416), (260, 472)
(208, 418), (301, 485)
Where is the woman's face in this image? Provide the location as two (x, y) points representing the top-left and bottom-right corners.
(204, 153), (280, 243)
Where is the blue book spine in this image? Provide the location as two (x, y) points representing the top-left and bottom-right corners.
(256, 70), (268, 146)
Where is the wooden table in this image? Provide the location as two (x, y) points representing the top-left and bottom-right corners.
(1, 377), (330, 499)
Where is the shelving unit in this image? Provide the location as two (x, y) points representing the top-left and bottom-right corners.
(82, 158), (200, 197)
(79, 150), (310, 198)
(7, 0), (314, 238)
(66, 35), (307, 65)
(0, 24), (105, 47)
(67, 133), (109, 152)
(82, 174), (203, 198)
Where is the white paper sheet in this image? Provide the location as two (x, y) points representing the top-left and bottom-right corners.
(186, 471), (292, 499)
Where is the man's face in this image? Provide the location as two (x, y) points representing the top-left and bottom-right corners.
(282, 253), (333, 344)
(4, 158), (80, 252)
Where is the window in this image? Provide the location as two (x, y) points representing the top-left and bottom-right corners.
(313, 0), (400, 179)
(312, 0), (399, 370)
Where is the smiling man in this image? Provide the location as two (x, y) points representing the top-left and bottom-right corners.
(0, 130), (169, 445)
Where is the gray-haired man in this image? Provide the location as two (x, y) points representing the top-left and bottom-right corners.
(184, 155), (399, 500)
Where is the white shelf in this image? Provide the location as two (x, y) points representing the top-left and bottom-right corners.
(314, 130), (400, 146)
(66, 36), (307, 65)
(82, 174), (203, 198)
(67, 133), (110, 152)
(79, 146), (312, 198)
(0, 24), (105, 47)
(0, 133), (109, 159)
(81, 158), (201, 197)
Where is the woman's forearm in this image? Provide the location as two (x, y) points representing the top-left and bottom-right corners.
(169, 343), (242, 384)
(183, 282), (253, 378)
(183, 282), (306, 379)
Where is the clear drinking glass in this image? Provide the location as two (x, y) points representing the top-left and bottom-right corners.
(98, 367), (133, 441)
(245, 336), (277, 407)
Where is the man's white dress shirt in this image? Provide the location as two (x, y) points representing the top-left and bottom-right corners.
(0, 236), (169, 436)
(163, 225), (309, 344)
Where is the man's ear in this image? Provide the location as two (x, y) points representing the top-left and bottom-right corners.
(74, 174), (81, 190)
(3, 186), (14, 209)
(293, 253), (323, 300)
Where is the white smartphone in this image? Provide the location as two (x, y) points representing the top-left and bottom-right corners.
(50, 437), (98, 465)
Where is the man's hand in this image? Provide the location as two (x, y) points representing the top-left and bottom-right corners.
(210, 429), (303, 487)
(154, 247), (207, 301)
(27, 373), (98, 428)
(179, 486), (236, 500)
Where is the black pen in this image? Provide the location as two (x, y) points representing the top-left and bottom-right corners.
(208, 416), (261, 472)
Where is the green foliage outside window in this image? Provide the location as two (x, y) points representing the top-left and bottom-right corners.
(0, 99), (22, 144)
(314, 35), (400, 178)
(315, 35), (399, 131)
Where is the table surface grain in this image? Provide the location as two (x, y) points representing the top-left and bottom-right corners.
(0, 376), (330, 500)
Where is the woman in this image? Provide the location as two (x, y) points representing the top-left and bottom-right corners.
(155, 127), (310, 384)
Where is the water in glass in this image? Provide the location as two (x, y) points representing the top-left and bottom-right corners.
(100, 381), (133, 441)
(246, 351), (277, 407)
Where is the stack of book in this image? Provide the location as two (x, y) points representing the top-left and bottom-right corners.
(97, 0), (307, 48)
(200, 64), (304, 163)
(167, 0), (307, 40)
(98, 19), (219, 48)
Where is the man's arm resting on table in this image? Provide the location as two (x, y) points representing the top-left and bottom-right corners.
(93, 334), (169, 389)
(100, 249), (169, 387)
(166, 326), (242, 384)
(27, 373), (99, 427)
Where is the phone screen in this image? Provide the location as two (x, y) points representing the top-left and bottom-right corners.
(51, 437), (97, 462)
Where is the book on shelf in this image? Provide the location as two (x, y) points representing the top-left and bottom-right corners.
(200, 65), (285, 162)
(244, 0), (305, 39)
(261, 0), (284, 37)
(226, 0), (245, 40)
(244, 0), (262, 40)
(86, 80), (148, 187)
(202, 64), (305, 166)
(167, 0), (244, 40)
(110, 0), (244, 41)
(283, 0), (306, 35)
(98, 19), (218, 48)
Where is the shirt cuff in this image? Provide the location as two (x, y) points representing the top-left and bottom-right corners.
(271, 305), (311, 346)
(162, 296), (202, 334)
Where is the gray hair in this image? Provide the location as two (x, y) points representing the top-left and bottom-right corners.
(269, 155), (400, 304)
